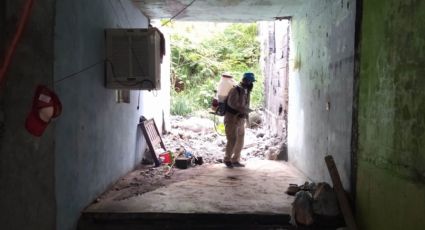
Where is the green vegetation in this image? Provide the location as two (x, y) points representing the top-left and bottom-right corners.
(169, 22), (264, 116)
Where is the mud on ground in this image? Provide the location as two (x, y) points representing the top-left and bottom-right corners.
(93, 113), (287, 204)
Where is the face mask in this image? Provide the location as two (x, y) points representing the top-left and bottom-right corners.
(246, 83), (254, 92)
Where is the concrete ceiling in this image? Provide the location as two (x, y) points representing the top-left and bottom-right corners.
(132, 0), (305, 22)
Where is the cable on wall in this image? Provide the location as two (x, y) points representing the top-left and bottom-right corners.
(137, 90), (141, 110)
(161, 0), (197, 27)
(53, 0), (198, 86)
(54, 59), (105, 84)
(0, 0), (35, 88)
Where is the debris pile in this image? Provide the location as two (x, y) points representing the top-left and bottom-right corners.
(162, 114), (286, 164)
(96, 113), (288, 203)
(287, 182), (345, 228)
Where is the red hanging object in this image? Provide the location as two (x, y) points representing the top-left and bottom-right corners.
(25, 85), (62, 137)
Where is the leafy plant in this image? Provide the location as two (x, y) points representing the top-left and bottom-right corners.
(168, 22), (264, 115)
(171, 91), (193, 116)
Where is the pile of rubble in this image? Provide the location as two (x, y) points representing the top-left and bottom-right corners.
(287, 182), (344, 227)
(161, 113), (286, 164)
(96, 113), (287, 203)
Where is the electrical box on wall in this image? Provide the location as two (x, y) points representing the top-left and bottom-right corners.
(105, 28), (161, 90)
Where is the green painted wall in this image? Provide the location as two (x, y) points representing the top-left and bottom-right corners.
(357, 0), (425, 229)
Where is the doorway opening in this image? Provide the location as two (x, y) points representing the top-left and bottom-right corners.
(162, 20), (291, 165)
(80, 19), (301, 229)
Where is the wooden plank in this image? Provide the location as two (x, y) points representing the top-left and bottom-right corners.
(140, 118), (166, 167)
(325, 155), (358, 230)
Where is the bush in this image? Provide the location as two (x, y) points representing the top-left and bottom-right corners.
(169, 22), (263, 116)
(171, 92), (193, 116)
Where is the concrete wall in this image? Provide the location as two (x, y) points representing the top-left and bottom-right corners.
(356, 0), (425, 229)
(259, 20), (290, 138)
(0, 0), (5, 55)
(288, 0), (356, 190)
(0, 0), (56, 229)
(53, 1), (169, 230)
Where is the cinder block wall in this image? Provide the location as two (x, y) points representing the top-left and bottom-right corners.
(356, 0), (425, 229)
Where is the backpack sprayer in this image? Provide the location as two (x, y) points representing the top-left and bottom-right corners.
(211, 72), (237, 116)
(210, 73), (237, 135)
(210, 72), (256, 134)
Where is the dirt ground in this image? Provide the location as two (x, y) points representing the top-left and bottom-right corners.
(94, 113), (287, 204)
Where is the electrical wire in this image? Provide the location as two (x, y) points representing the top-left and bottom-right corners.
(161, 0), (197, 27)
(0, 0), (35, 88)
(1, 0), (196, 88)
(130, 47), (147, 77)
(137, 90), (141, 110)
(54, 59), (105, 84)
(118, 0), (132, 26)
(55, 38), (154, 89)
(275, 4), (285, 18)
(53, 0), (199, 87)
(107, 59), (155, 89)
(55, 50), (153, 89)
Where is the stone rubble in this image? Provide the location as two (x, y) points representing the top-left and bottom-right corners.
(95, 113), (287, 202)
(162, 114), (286, 164)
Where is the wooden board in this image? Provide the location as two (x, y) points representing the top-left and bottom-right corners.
(325, 155), (358, 230)
(140, 118), (166, 167)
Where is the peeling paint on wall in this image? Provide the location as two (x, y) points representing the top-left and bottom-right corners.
(287, 0), (356, 190)
(357, 0), (425, 229)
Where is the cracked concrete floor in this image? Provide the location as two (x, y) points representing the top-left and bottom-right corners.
(85, 159), (306, 215)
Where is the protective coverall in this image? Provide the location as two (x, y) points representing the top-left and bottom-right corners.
(224, 85), (250, 163)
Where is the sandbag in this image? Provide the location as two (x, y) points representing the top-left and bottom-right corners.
(290, 190), (314, 226)
(313, 182), (340, 217)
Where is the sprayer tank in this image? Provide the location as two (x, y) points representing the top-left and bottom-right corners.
(216, 77), (237, 102)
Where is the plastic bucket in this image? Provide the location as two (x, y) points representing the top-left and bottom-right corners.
(159, 151), (172, 164)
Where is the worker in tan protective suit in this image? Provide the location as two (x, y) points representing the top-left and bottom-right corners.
(223, 72), (255, 168)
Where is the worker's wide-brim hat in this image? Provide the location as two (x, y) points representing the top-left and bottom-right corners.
(242, 72), (256, 82)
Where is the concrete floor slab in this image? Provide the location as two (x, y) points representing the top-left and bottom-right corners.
(85, 159), (307, 215)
